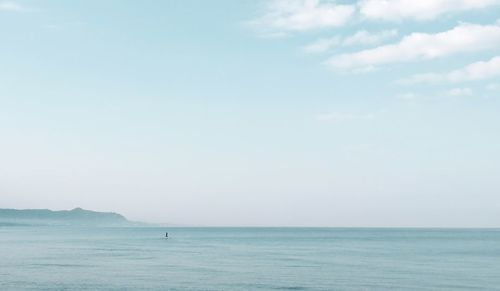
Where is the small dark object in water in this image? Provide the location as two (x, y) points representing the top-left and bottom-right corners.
(165, 232), (168, 238)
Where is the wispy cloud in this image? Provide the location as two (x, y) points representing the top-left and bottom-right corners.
(342, 29), (398, 47)
(250, 1), (500, 103)
(326, 22), (500, 71)
(359, 0), (500, 21)
(486, 83), (500, 91)
(446, 87), (473, 97)
(303, 29), (398, 53)
(396, 92), (420, 100)
(400, 56), (500, 84)
(249, 0), (355, 35)
(315, 112), (375, 122)
(303, 37), (340, 53)
(0, 1), (23, 11)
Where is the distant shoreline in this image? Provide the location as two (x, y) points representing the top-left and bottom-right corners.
(0, 207), (144, 227)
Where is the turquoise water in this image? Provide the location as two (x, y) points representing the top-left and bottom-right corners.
(1, 227), (499, 290)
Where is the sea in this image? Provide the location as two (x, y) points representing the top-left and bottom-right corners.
(1, 227), (499, 290)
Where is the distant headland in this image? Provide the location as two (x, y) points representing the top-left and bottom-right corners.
(0, 207), (139, 226)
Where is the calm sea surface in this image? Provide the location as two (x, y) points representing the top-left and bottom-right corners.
(1, 227), (499, 290)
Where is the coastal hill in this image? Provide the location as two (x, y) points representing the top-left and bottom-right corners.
(0, 207), (134, 226)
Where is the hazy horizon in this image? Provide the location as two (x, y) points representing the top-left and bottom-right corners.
(2, 0), (500, 227)
(4, 206), (500, 228)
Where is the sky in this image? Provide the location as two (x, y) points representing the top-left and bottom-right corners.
(1, 0), (499, 227)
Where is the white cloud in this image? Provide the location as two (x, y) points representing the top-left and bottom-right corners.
(359, 0), (500, 21)
(400, 56), (500, 84)
(327, 22), (500, 71)
(316, 112), (375, 122)
(250, 0), (355, 34)
(303, 29), (398, 53)
(342, 29), (398, 46)
(0, 1), (22, 11)
(303, 37), (340, 53)
(446, 87), (473, 97)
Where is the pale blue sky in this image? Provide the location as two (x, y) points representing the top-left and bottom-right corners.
(1, 0), (500, 226)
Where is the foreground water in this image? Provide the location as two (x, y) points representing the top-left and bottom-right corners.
(1, 227), (499, 290)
